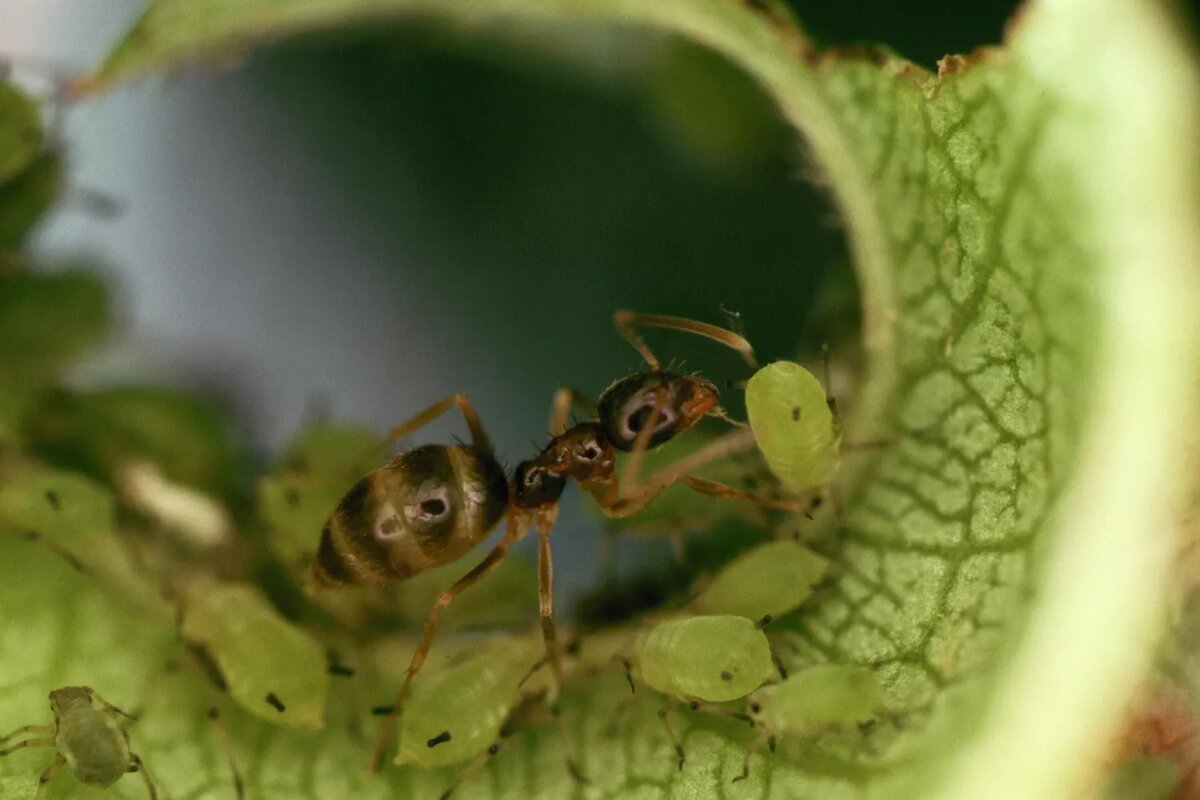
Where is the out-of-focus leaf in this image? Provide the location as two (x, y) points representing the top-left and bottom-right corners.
(0, 154), (61, 252)
(0, 270), (107, 383)
(0, 81), (42, 186)
(258, 424), (381, 563)
(27, 386), (243, 502)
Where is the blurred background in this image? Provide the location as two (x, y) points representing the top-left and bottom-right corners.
(1, 0), (1033, 594)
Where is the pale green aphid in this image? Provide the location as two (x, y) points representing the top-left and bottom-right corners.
(0, 465), (161, 611)
(180, 582), (329, 729)
(258, 423), (380, 562)
(751, 663), (882, 733)
(636, 615), (775, 702)
(745, 360), (840, 491)
(395, 635), (542, 768)
(690, 539), (828, 622)
(0, 686), (157, 800)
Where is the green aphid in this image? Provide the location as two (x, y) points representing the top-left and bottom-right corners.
(0, 81), (43, 186)
(0, 465), (159, 608)
(180, 582), (329, 729)
(636, 615), (775, 702)
(395, 635), (541, 768)
(27, 385), (241, 501)
(745, 361), (840, 491)
(0, 270), (107, 385)
(0, 686), (157, 799)
(690, 539), (828, 622)
(257, 424), (381, 562)
(751, 664), (882, 733)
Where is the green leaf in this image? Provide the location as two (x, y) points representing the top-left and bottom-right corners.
(0, 271), (108, 384)
(0, 154), (61, 252)
(0, 82), (43, 186)
(13, 1), (1195, 799)
(26, 386), (243, 502)
(258, 424), (381, 563)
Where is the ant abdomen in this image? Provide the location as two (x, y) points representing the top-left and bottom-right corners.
(312, 444), (509, 590)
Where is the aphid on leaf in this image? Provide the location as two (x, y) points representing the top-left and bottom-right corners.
(626, 614), (775, 770)
(745, 360), (841, 492)
(690, 539), (828, 622)
(0, 686), (157, 800)
(179, 581), (329, 729)
(636, 614), (775, 703)
(736, 663), (883, 781)
(394, 635), (541, 769)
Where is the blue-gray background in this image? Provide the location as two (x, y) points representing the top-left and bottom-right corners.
(1, 0), (1019, 596)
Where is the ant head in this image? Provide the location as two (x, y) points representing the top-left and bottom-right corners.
(597, 372), (721, 452)
(512, 460), (567, 509)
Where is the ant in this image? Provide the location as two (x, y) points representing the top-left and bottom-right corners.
(309, 310), (801, 774)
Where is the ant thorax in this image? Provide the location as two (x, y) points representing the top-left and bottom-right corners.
(596, 372), (720, 451)
(513, 423), (615, 510)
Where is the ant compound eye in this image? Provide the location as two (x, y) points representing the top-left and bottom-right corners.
(578, 441), (601, 461)
(524, 468), (543, 488)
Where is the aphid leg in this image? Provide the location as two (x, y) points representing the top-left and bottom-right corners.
(127, 754), (159, 800)
(656, 702), (686, 771)
(32, 752), (65, 800)
(16, 530), (94, 575)
(383, 393), (493, 455)
(207, 706), (245, 800)
(614, 310), (758, 369)
(548, 387), (595, 437)
(438, 741), (501, 800)
(731, 730), (774, 783)
(368, 516), (529, 773)
(86, 688), (137, 721)
(687, 700), (755, 727)
(0, 725), (52, 744)
(0, 737), (54, 756)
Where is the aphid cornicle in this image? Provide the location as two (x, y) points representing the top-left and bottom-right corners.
(0, 686), (157, 800)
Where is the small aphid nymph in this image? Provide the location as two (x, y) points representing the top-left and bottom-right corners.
(0, 686), (157, 800)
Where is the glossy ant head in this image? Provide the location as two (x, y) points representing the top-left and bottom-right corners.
(596, 372), (720, 452)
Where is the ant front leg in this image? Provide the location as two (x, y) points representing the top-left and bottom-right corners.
(603, 428), (796, 519)
(384, 394), (494, 456)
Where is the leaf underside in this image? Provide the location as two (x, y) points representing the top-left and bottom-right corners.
(2, 1), (1196, 800)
